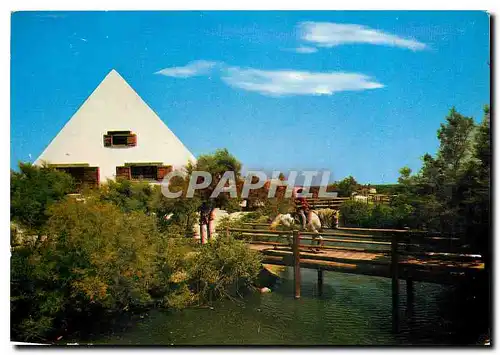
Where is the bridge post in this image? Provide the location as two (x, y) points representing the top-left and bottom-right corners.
(406, 277), (414, 316)
(317, 269), (324, 296)
(391, 232), (400, 333)
(293, 229), (301, 299)
(405, 231), (415, 317)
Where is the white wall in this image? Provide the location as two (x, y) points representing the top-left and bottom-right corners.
(36, 70), (196, 183)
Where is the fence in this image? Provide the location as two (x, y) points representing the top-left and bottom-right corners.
(226, 223), (484, 332)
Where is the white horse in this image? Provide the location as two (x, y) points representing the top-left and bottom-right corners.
(269, 211), (324, 249)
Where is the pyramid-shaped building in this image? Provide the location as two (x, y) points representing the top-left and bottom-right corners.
(35, 70), (196, 185)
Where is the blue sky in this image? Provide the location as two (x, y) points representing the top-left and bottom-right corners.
(11, 11), (490, 183)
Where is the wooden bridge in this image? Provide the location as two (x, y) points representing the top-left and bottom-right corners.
(226, 223), (485, 332)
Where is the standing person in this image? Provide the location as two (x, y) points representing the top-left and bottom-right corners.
(199, 201), (211, 244)
(294, 188), (310, 230)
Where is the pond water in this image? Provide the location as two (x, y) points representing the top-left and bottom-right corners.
(84, 266), (483, 346)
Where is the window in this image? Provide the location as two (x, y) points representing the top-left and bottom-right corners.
(112, 135), (128, 146)
(104, 131), (137, 147)
(116, 164), (172, 182)
(131, 165), (158, 180)
(50, 164), (100, 189)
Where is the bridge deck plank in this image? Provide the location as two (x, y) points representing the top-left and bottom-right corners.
(248, 242), (484, 284)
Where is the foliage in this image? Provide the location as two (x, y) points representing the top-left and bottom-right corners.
(10, 163), (75, 232)
(339, 200), (373, 227)
(339, 200), (413, 229)
(11, 175), (264, 341)
(97, 178), (155, 214)
(258, 197), (294, 220)
(189, 237), (262, 301)
(95, 178), (198, 236)
(11, 198), (171, 341)
(392, 106), (490, 241)
(388, 107), (491, 342)
(336, 176), (359, 197)
(343, 105), (489, 233)
(148, 182), (200, 235)
(185, 148), (243, 211)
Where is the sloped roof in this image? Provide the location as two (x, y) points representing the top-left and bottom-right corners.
(36, 70), (196, 181)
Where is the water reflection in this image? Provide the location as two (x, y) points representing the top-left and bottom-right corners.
(88, 267), (485, 345)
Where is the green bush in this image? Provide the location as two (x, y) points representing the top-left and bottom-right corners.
(95, 179), (199, 236)
(11, 198), (173, 341)
(10, 163), (75, 232)
(98, 178), (154, 214)
(10, 158), (267, 342)
(11, 195), (265, 341)
(339, 200), (373, 227)
(339, 200), (411, 228)
(189, 237), (262, 301)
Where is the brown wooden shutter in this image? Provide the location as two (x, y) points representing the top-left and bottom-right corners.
(157, 165), (172, 181)
(83, 167), (100, 188)
(103, 135), (112, 147)
(116, 166), (131, 180)
(126, 134), (137, 147)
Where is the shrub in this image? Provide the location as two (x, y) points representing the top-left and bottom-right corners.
(370, 204), (396, 228)
(339, 200), (413, 229)
(147, 184), (200, 235)
(189, 237), (262, 301)
(97, 178), (154, 214)
(11, 198), (174, 341)
(339, 200), (373, 227)
(10, 163), (75, 232)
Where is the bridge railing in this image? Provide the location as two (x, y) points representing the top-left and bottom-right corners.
(227, 222), (484, 333)
(227, 223), (483, 283)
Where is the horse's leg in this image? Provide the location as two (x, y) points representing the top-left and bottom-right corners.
(318, 235), (324, 250)
(308, 229), (318, 253)
(315, 235), (322, 252)
(313, 227), (323, 252)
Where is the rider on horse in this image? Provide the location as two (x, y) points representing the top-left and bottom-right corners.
(294, 188), (310, 230)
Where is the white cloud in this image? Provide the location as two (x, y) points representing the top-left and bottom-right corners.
(220, 67), (383, 97)
(292, 46), (318, 54)
(299, 22), (427, 51)
(155, 60), (218, 78)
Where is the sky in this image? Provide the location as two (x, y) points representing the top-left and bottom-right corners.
(11, 11), (490, 184)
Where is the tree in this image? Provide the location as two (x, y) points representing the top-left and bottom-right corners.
(392, 106), (490, 237)
(460, 105), (490, 255)
(11, 163), (75, 232)
(392, 106), (491, 344)
(185, 149), (242, 240)
(336, 176), (359, 197)
(436, 107), (475, 177)
(398, 167), (412, 184)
